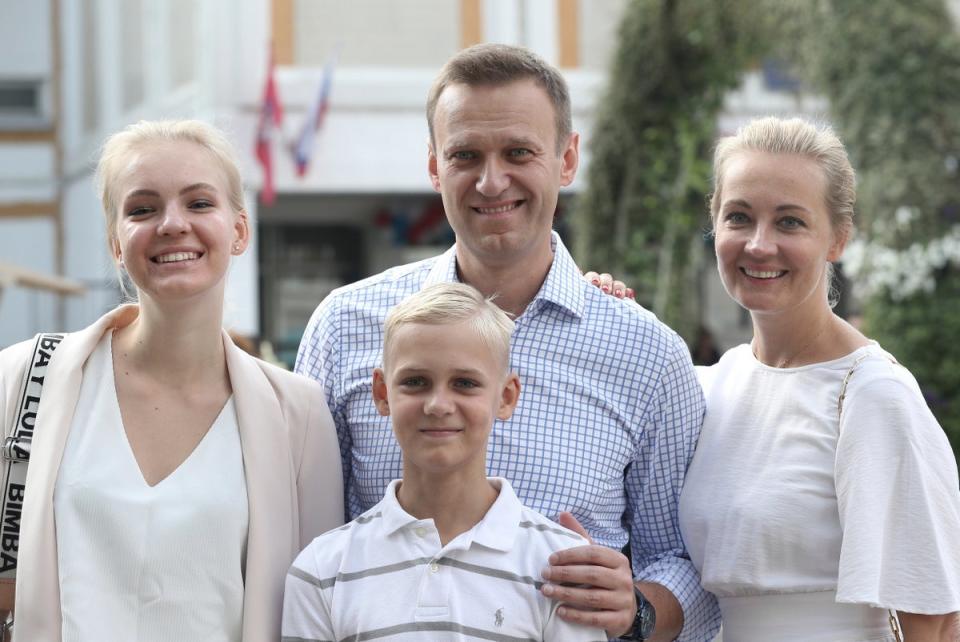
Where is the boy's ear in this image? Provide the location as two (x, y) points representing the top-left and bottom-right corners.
(372, 368), (390, 417)
(496, 373), (521, 421)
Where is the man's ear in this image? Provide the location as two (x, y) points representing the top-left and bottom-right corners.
(559, 132), (580, 187)
(496, 373), (521, 421)
(372, 368), (391, 417)
(427, 140), (441, 193)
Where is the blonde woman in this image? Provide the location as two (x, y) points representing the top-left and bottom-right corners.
(0, 120), (342, 641)
(678, 117), (960, 641)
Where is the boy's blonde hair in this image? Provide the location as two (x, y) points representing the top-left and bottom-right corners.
(383, 283), (514, 370)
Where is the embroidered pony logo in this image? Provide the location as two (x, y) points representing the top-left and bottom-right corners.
(494, 608), (504, 627)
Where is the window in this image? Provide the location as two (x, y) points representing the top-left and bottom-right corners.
(0, 79), (49, 128)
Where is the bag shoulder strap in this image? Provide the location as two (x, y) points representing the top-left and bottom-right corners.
(837, 353), (869, 421)
(837, 348), (901, 421)
(0, 332), (66, 583)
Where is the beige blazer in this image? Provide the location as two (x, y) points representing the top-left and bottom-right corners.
(0, 305), (344, 642)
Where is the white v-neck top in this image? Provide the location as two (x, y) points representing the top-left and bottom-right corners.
(53, 331), (248, 642)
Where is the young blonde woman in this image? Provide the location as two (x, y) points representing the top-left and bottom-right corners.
(0, 120), (343, 641)
(677, 117), (960, 641)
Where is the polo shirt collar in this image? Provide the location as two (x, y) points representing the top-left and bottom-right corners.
(460, 477), (522, 552)
(380, 479), (422, 536)
(377, 478), (523, 553)
(421, 232), (585, 318)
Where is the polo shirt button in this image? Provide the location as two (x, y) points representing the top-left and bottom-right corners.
(429, 562), (439, 573)
(414, 527), (428, 537)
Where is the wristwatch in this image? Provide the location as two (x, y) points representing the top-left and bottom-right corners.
(621, 586), (656, 641)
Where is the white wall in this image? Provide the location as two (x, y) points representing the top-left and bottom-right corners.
(0, 1), (51, 77)
(295, 0), (459, 67)
(0, 218), (58, 347)
(54, 0), (264, 336)
(0, 0), (58, 344)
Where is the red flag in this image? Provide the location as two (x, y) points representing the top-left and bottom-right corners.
(256, 48), (283, 205)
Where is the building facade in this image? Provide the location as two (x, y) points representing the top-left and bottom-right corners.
(0, 0), (873, 359)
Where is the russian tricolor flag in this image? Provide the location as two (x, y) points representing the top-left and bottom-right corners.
(293, 48), (339, 177)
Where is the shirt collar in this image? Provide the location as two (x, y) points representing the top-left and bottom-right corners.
(534, 232), (585, 318)
(377, 477), (523, 553)
(460, 477), (522, 552)
(380, 479), (422, 536)
(422, 243), (459, 287)
(421, 232), (585, 318)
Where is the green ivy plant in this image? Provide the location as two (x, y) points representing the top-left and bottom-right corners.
(778, 0), (960, 457)
(572, 0), (769, 339)
(577, 0), (960, 458)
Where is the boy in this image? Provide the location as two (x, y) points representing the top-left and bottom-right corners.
(282, 282), (606, 641)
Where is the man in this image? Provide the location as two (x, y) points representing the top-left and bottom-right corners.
(296, 43), (720, 641)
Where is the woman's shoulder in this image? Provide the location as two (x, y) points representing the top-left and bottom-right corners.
(0, 338), (40, 403)
(246, 354), (324, 396)
(843, 344), (921, 399)
(838, 344), (948, 447)
(228, 348), (326, 421)
(0, 337), (39, 371)
(696, 343), (752, 392)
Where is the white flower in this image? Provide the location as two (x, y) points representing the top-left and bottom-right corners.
(894, 206), (915, 228)
(844, 224), (960, 299)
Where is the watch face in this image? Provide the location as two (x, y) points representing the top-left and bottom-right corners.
(631, 588), (656, 640)
(638, 598), (656, 638)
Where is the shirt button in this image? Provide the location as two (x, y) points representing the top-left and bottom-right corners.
(414, 527), (428, 538)
(429, 562), (439, 573)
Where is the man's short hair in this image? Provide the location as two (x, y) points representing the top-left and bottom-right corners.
(426, 43), (572, 154)
(383, 283), (514, 371)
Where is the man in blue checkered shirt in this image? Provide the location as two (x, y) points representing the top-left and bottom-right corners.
(295, 44), (720, 641)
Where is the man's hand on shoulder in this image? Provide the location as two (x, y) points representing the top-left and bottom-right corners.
(540, 512), (636, 638)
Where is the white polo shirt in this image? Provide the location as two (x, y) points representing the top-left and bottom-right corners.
(282, 477), (607, 642)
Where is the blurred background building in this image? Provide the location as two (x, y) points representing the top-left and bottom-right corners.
(3, 0), (955, 364)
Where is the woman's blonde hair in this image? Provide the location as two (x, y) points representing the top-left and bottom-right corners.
(95, 119), (246, 251)
(383, 283), (514, 371)
(709, 116), (856, 238)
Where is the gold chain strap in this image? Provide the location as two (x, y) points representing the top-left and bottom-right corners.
(839, 353), (902, 642)
(888, 610), (902, 642)
(837, 354), (868, 420)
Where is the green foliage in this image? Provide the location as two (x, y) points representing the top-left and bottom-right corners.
(780, 0), (960, 458)
(572, 0), (770, 338)
(864, 271), (960, 454)
(579, 0), (960, 458)
(780, 0), (960, 249)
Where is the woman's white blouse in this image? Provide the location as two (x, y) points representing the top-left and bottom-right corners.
(678, 343), (960, 640)
(54, 331), (248, 642)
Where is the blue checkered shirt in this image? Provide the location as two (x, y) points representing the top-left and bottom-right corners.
(296, 233), (720, 640)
